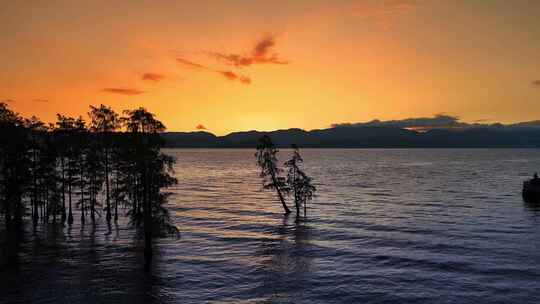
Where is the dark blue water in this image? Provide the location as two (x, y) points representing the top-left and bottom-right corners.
(1, 149), (540, 303)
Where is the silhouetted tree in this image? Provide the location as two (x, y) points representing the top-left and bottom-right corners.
(123, 107), (178, 263)
(88, 104), (121, 223)
(38, 128), (62, 224)
(25, 116), (47, 226)
(24, 119), (63, 225)
(54, 115), (78, 224)
(110, 133), (132, 222)
(285, 145), (316, 221)
(1, 104), (24, 226)
(84, 136), (104, 223)
(72, 119), (88, 225)
(52, 118), (67, 223)
(255, 135), (291, 214)
(0, 103), (30, 258)
(0, 102), (179, 263)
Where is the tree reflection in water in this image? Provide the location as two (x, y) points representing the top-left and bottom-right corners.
(0, 219), (172, 304)
(252, 215), (315, 302)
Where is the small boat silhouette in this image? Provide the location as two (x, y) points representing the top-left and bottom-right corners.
(523, 177), (540, 202)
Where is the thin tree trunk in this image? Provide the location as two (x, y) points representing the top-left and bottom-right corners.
(105, 147), (111, 222)
(61, 158), (66, 223)
(32, 196), (38, 226)
(5, 196), (11, 231)
(137, 178), (143, 224)
(68, 162), (73, 225)
(143, 162), (152, 264)
(270, 168), (290, 214)
(80, 163), (85, 225)
(114, 168), (118, 221)
(14, 190), (22, 227)
(294, 168), (300, 221)
(45, 185), (50, 222)
(90, 176), (95, 222)
(52, 185), (57, 224)
(32, 149), (38, 225)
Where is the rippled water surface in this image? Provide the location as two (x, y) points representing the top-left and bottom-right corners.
(2, 149), (540, 303)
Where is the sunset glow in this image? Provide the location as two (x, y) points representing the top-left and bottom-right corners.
(1, 1), (539, 135)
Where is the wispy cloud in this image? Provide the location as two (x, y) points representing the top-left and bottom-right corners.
(32, 99), (49, 103)
(102, 88), (145, 95)
(196, 124), (207, 130)
(1, 99), (15, 103)
(218, 71), (251, 84)
(175, 34), (288, 85)
(177, 58), (208, 69)
(532, 80), (540, 86)
(142, 73), (165, 82)
(177, 57), (251, 84)
(207, 34), (288, 67)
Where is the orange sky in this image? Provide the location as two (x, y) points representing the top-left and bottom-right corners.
(1, 0), (539, 135)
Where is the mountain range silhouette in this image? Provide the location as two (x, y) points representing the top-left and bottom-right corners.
(162, 117), (540, 148)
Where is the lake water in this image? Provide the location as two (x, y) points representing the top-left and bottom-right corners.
(1, 149), (540, 303)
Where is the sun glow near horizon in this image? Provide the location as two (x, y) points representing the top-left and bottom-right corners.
(1, 1), (540, 135)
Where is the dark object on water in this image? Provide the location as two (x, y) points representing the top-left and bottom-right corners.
(523, 174), (540, 202)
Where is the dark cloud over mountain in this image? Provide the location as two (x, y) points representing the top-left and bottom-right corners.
(331, 115), (540, 131)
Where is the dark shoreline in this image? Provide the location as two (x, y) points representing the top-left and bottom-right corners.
(161, 127), (540, 149)
(162, 146), (540, 149)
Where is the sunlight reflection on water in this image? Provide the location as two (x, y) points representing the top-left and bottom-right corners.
(2, 149), (540, 303)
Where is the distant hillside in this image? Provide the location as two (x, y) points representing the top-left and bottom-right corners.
(161, 125), (540, 148)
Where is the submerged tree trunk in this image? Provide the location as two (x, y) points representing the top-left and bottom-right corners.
(90, 176), (95, 222)
(105, 148), (111, 222)
(61, 158), (67, 223)
(292, 167), (299, 220)
(143, 163), (152, 265)
(294, 180), (300, 221)
(32, 196), (38, 226)
(5, 195), (12, 231)
(14, 191), (23, 227)
(68, 164), (73, 225)
(52, 185), (57, 224)
(80, 164), (85, 225)
(114, 167), (118, 221)
(32, 149), (38, 226)
(137, 178), (143, 224)
(45, 185), (50, 223)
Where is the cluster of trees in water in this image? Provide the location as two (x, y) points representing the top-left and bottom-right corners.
(0, 102), (316, 265)
(256, 135), (316, 221)
(0, 102), (177, 262)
